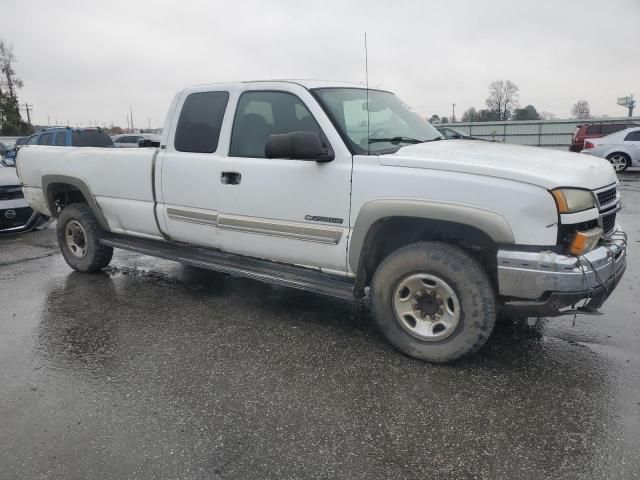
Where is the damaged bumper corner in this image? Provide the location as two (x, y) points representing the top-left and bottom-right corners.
(497, 228), (627, 317)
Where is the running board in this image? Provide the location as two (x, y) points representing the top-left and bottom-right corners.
(100, 234), (355, 300)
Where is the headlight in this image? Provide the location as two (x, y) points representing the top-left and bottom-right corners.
(550, 188), (596, 213)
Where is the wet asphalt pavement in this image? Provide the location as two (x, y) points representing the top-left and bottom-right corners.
(1, 173), (640, 480)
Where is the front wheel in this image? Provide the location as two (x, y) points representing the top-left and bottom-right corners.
(56, 203), (113, 272)
(607, 153), (630, 172)
(371, 241), (496, 363)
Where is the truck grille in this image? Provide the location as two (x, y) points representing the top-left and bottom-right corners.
(597, 187), (616, 207)
(0, 185), (24, 201)
(595, 185), (620, 237)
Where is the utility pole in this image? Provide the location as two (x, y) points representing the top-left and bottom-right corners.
(24, 103), (33, 125)
(147, 117), (151, 130)
(451, 103), (456, 123)
(130, 106), (134, 132)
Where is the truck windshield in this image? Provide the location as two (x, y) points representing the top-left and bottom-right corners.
(313, 88), (443, 155)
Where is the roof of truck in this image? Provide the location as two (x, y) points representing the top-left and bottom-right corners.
(190, 79), (374, 90)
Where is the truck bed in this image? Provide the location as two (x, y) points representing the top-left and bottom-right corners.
(17, 145), (162, 239)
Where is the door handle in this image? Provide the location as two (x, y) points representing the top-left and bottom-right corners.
(221, 171), (241, 185)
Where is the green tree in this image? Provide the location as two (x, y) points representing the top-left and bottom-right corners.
(428, 114), (440, 124)
(0, 40), (31, 135)
(513, 104), (541, 121)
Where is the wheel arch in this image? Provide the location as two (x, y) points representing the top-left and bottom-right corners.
(42, 174), (109, 230)
(350, 200), (515, 297)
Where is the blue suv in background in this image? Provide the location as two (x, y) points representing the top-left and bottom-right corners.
(3, 127), (113, 166)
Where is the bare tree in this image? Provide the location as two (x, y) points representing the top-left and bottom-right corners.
(485, 80), (519, 120)
(571, 99), (591, 119)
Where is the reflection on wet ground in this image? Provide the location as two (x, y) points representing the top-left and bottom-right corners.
(1, 172), (639, 479)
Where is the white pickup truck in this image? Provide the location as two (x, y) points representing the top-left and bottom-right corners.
(17, 80), (627, 362)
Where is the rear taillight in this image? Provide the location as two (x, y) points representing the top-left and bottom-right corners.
(584, 141), (595, 149)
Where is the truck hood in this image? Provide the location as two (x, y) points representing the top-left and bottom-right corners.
(378, 140), (617, 190)
(0, 166), (20, 187)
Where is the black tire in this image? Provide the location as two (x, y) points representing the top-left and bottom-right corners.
(371, 241), (496, 363)
(606, 152), (630, 172)
(56, 203), (113, 272)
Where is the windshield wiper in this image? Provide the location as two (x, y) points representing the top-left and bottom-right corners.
(368, 136), (426, 145)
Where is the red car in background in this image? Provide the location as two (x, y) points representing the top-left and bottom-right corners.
(570, 122), (639, 152)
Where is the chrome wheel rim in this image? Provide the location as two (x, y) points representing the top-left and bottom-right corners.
(608, 155), (627, 172)
(392, 273), (461, 341)
(65, 220), (88, 258)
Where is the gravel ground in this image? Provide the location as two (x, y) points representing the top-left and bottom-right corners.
(1, 171), (639, 479)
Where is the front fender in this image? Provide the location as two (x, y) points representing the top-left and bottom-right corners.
(348, 199), (515, 272)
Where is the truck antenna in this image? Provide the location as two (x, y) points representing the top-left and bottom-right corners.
(365, 32), (370, 156)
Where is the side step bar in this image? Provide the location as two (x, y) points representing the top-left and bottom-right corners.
(100, 234), (355, 300)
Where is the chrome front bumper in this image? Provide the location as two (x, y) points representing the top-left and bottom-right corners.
(497, 229), (627, 316)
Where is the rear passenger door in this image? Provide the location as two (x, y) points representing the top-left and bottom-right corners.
(157, 89), (230, 248)
(623, 130), (640, 162)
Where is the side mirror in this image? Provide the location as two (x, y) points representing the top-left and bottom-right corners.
(265, 131), (334, 162)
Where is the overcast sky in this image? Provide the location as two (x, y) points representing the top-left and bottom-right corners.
(2, 0), (638, 127)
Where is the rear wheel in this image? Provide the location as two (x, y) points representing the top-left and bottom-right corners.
(606, 153), (630, 172)
(56, 203), (113, 272)
(371, 241), (496, 363)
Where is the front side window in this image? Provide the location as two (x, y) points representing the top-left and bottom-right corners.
(313, 88), (442, 154)
(26, 135), (39, 145)
(229, 91), (322, 158)
(174, 91), (229, 153)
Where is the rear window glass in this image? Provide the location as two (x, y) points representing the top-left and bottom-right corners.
(624, 131), (640, 141)
(175, 91), (229, 153)
(71, 131), (114, 147)
(601, 124), (626, 135)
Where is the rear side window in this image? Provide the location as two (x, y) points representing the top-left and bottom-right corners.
(55, 132), (67, 146)
(38, 133), (53, 145)
(174, 91), (229, 153)
(585, 125), (600, 134)
(71, 131), (114, 147)
(601, 124), (626, 135)
(624, 131), (640, 141)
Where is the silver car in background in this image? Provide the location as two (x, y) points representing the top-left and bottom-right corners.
(112, 133), (162, 148)
(582, 127), (640, 172)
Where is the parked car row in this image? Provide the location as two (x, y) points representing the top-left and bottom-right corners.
(570, 121), (639, 152)
(581, 126), (640, 172)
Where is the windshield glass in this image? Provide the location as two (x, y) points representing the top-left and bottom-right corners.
(313, 88), (443, 154)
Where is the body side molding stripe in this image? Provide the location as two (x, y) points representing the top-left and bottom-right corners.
(167, 207), (219, 226)
(219, 214), (343, 245)
(164, 208), (342, 245)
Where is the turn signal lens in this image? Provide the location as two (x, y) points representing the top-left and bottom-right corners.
(551, 188), (596, 213)
(569, 227), (602, 256)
